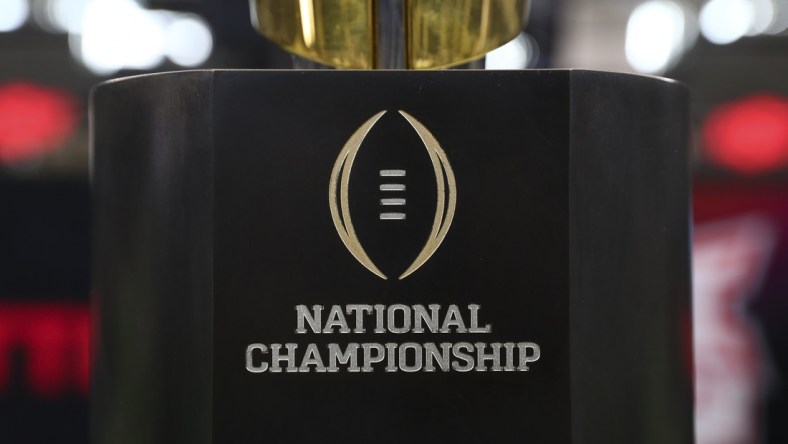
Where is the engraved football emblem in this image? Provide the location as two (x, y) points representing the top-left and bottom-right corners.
(329, 110), (457, 280)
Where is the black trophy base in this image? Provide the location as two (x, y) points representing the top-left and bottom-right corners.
(91, 70), (693, 444)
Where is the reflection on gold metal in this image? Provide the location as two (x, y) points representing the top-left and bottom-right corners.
(329, 111), (388, 279)
(252, 0), (375, 69)
(298, 0), (316, 48)
(251, 0), (528, 69)
(398, 110), (456, 279)
(406, 0), (528, 69)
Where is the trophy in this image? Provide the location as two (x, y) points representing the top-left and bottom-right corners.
(91, 1), (693, 443)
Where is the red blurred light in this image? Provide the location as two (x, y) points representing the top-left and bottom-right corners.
(0, 82), (79, 164)
(0, 303), (89, 397)
(702, 94), (788, 174)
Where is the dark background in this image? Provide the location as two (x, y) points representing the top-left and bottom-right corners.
(211, 71), (570, 443)
(0, 0), (786, 443)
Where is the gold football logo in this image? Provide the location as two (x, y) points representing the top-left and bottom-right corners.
(329, 110), (457, 280)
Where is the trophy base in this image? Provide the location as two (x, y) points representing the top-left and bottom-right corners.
(91, 69), (693, 444)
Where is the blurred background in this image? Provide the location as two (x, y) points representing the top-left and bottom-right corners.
(0, 0), (785, 442)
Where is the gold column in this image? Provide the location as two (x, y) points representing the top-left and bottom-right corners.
(251, 0), (529, 69)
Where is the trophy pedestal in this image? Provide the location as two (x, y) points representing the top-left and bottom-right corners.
(91, 70), (693, 444)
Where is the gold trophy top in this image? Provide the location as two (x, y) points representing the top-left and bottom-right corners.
(251, 0), (530, 69)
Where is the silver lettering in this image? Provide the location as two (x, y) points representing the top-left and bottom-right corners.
(399, 343), (423, 372)
(346, 304), (372, 333)
(295, 305), (323, 334)
(451, 342), (474, 372)
(412, 304), (440, 333)
(504, 342), (516, 371)
(474, 342), (503, 371)
(441, 304), (467, 333)
(245, 343), (268, 373)
(299, 343), (327, 372)
(362, 343), (385, 372)
(424, 342), (452, 372)
(269, 343), (298, 373)
(468, 304), (492, 333)
(385, 343), (398, 372)
(388, 304), (411, 334)
(517, 342), (541, 371)
(327, 343), (360, 372)
(373, 304), (386, 333)
(323, 305), (351, 333)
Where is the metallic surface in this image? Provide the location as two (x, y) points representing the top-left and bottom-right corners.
(406, 0), (529, 69)
(328, 109), (458, 280)
(92, 70), (692, 443)
(397, 110), (457, 279)
(250, 0), (529, 69)
(252, 0), (375, 69)
(329, 110), (388, 279)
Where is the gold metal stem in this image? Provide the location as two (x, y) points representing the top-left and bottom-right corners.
(251, 0), (529, 69)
